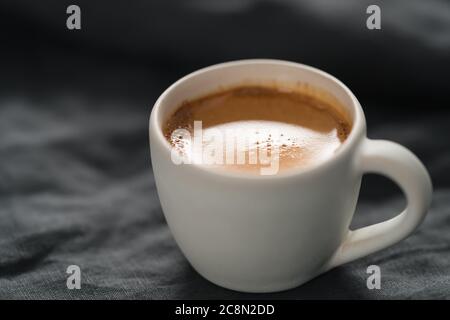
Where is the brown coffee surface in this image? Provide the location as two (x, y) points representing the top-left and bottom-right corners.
(163, 85), (351, 175)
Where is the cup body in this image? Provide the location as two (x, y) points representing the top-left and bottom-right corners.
(149, 60), (367, 292)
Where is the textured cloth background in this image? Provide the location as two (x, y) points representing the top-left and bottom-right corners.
(0, 0), (449, 299)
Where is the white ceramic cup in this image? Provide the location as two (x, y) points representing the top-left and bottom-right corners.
(149, 59), (432, 293)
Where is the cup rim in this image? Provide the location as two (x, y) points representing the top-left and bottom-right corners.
(149, 59), (366, 180)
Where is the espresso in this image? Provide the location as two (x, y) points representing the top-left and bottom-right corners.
(163, 85), (351, 175)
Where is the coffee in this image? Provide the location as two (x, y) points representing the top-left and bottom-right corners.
(163, 85), (351, 175)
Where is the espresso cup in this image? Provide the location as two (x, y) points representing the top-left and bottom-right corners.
(149, 59), (432, 293)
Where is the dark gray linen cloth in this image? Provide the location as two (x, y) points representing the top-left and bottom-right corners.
(0, 0), (449, 299)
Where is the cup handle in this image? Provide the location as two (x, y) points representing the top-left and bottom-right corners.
(328, 138), (433, 268)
